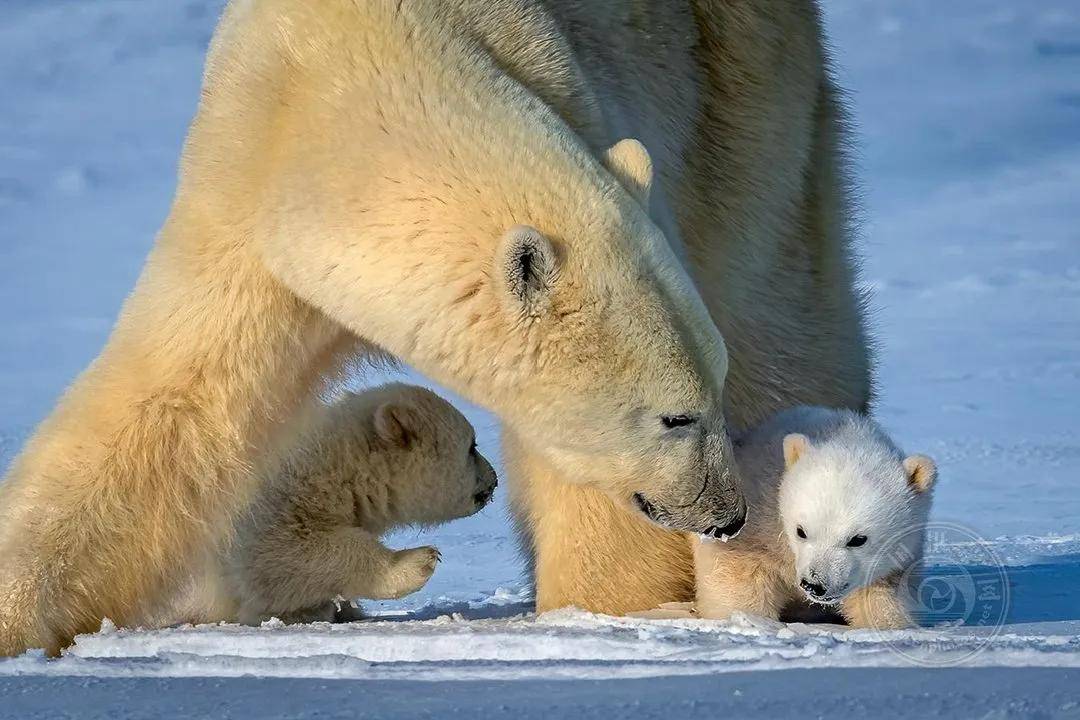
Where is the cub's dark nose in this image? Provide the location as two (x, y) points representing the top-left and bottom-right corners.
(800, 578), (827, 598)
(704, 509), (746, 540)
(473, 471), (498, 508)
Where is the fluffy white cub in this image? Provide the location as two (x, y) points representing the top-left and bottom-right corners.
(689, 407), (937, 629)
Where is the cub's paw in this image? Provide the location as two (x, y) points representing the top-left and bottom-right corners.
(841, 582), (916, 630)
(378, 546), (440, 599)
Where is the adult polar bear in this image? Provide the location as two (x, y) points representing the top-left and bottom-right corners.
(0, 0), (869, 655)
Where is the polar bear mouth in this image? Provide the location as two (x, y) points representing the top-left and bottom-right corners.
(803, 592), (844, 607)
(473, 488), (495, 507)
(632, 492), (746, 541)
(699, 523), (742, 543)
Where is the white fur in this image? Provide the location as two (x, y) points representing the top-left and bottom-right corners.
(0, 0), (872, 654)
(692, 407), (936, 629)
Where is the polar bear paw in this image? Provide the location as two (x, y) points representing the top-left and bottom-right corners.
(375, 546), (441, 599)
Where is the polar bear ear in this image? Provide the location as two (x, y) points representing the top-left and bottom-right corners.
(374, 402), (418, 448)
(497, 225), (558, 315)
(603, 138), (653, 208)
(903, 455), (937, 493)
(783, 433), (810, 470)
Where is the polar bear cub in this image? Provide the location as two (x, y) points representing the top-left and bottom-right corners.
(692, 407), (937, 629)
(225, 384), (497, 625)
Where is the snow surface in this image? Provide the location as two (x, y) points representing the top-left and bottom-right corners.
(1, 0), (1079, 715)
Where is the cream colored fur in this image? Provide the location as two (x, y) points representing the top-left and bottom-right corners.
(692, 407), (935, 629)
(211, 384), (496, 625)
(502, 0), (872, 614)
(0, 0), (870, 654)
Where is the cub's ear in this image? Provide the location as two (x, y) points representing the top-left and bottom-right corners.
(783, 433), (810, 470)
(603, 138), (653, 208)
(497, 225), (558, 315)
(904, 455), (937, 493)
(374, 403), (419, 448)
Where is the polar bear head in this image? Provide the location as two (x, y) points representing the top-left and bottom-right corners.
(469, 140), (746, 537)
(300, 134), (747, 535)
(368, 384), (499, 524)
(777, 414), (937, 605)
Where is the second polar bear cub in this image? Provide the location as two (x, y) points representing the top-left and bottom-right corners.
(693, 407), (937, 629)
(227, 383), (497, 625)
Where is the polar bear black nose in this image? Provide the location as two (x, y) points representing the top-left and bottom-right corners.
(800, 579), (827, 598)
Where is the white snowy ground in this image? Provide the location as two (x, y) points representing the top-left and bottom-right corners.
(1, 0), (1079, 716)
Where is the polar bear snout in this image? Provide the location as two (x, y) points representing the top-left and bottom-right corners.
(799, 577), (847, 605)
(689, 430), (748, 538)
(799, 566), (850, 605)
(633, 480), (747, 537)
(472, 456), (498, 509)
(693, 492), (748, 539)
(799, 578), (828, 600)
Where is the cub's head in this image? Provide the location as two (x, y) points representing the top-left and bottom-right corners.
(369, 384), (498, 523)
(777, 418), (937, 606)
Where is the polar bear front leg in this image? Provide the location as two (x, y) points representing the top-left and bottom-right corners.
(692, 542), (790, 621)
(237, 524), (439, 624)
(841, 577), (914, 630)
(0, 239), (356, 655)
(503, 429), (695, 615)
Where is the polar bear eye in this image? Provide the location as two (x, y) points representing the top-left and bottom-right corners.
(661, 414), (697, 430)
(796, 526), (807, 540)
(847, 534), (868, 548)
(468, 439), (478, 457)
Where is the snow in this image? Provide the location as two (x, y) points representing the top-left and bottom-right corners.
(2, 605), (1079, 683)
(1, 0), (1079, 715)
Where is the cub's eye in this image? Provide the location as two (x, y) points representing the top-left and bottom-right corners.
(847, 534), (868, 548)
(796, 526), (807, 540)
(661, 414), (697, 430)
(468, 440), (478, 456)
